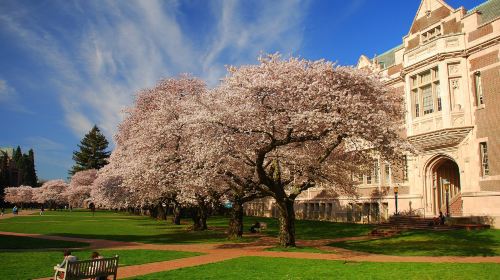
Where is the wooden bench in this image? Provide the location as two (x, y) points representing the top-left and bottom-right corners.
(54, 256), (119, 280)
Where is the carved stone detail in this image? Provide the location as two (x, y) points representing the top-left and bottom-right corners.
(447, 63), (460, 76)
(449, 78), (462, 111)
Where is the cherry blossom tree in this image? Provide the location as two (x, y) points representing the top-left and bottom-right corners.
(65, 169), (98, 208)
(4, 185), (34, 208)
(210, 54), (409, 246)
(104, 75), (226, 228)
(33, 179), (68, 209)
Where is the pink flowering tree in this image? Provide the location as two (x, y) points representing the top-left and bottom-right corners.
(65, 169), (97, 208)
(210, 54), (409, 246)
(106, 75), (227, 228)
(33, 179), (68, 209)
(4, 186), (34, 208)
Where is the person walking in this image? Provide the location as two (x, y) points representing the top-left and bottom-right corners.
(40, 205), (45, 216)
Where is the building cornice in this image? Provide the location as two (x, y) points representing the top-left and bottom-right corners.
(408, 126), (474, 151)
(382, 34), (500, 81)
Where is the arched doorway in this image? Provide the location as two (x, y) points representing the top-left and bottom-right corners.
(426, 156), (462, 216)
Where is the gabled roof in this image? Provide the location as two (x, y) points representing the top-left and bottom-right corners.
(409, 0), (454, 34)
(467, 0), (500, 24)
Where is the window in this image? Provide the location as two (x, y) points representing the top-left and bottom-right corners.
(403, 156), (409, 182)
(366, 174), (372, 185)
(475, 72), (484, 106)
(480, 142), (489, 177)
(411, 67), (440, 118)
(385, 164), (391, 185)
(373, 161), (380, 184)
(421, 25), (442, 43)
(436, 83), (442, 111)
(422, 85), (433, 114)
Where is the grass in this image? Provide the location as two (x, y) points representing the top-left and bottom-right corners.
(242, 216), (374, 240)
(265, 246), (335, 254)
(0, 210), (373, 244)
(330, 229), (500, 256)
(125, 256), (500, 280)
(0, 249), (201, 280)
(0, 234), (89, 249)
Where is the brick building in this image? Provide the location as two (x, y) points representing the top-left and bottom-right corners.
(245, 0), (500, 227)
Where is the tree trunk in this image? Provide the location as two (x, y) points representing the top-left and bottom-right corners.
(191, 208), (203, 231)
(171, 203), (181, 225)
(228, 199), (244, 239)
(276, 198), (296, 247)
(199, 205), (208, 230)
(157, 204), (167, 220)
(149, 206), (157, 218)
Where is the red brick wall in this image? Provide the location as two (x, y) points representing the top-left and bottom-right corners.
(450, 195), (463, 216)
(410, 6), (451, 34)
(470, 50), (499, 71)
(475, 66), (500, 176)
(407, 37), (420, 50)
(387, 64), (403, 76)
(443, 18), (462, 35)
(468, 23), (493, 42)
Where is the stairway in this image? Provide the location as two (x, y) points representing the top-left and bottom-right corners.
(378, 215), (462, 231)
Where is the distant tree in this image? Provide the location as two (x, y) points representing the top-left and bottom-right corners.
(0, 151), (9, 188)
(69, 125), (110, 175)
(12, 146), (22, 167)
(22, 150), (37, 186)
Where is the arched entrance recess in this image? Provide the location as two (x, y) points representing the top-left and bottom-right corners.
(425, 155), (462, 216)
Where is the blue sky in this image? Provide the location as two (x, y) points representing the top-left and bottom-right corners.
(0, 0), (485, 180)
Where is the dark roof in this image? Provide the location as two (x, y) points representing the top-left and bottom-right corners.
(467, 0), (500, 24)
(373, 44), (403, 70)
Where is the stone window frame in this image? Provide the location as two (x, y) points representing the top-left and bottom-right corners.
(410, 66), (441, 118)
(480, 141), (489, 177)
(421, 24), (443, 44)
(474, 71), (484, 107)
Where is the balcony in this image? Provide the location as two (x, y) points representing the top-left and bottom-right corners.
(404, 33), (465, 67)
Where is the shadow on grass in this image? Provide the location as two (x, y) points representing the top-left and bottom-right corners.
(330, 229), (500, 256)
(48, 230), (255, 245)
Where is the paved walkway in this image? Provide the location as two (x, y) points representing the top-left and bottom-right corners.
(0, 230), (499, 280)
(0, 209), (38, 219)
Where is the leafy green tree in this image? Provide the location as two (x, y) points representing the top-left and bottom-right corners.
(70, 125), (110, 175)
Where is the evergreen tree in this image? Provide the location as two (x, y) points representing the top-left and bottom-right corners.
(70, 125), (110, 175)
(12, 146), (22, 167)
(22, 150), (37, 186)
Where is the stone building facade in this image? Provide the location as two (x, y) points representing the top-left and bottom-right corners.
(244, 0), (500, 227)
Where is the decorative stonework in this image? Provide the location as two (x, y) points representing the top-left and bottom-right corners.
(447, 63), (460, 76)
(446, 38), (459, 47)
(449, 78), (462, 111)
(408, 127), (473, 151)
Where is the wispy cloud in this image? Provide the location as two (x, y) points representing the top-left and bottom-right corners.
(0, 0), (309, 139)
(0, 79), (33, 114)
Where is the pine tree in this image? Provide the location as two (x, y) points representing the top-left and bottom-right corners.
(69, 125), (110, 175)
(12, 146), (22, 167)
(22, 150), (37, 186)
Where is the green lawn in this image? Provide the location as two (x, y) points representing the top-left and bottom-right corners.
(330, 229), (500, 256)
(0, 234), (89, 249)
(125, 256), (500, 280)
(0, 210), (373, 244)
(0, 249), (201, 280)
